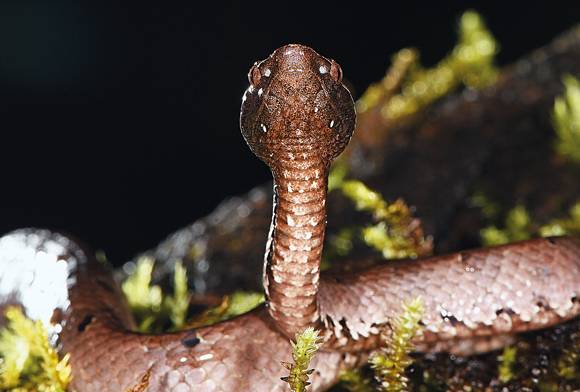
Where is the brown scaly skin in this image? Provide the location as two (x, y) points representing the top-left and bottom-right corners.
(0, 44), (579, 391)
(240, 44), (356, 336)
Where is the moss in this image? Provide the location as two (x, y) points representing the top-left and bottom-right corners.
(557, 327), (580, 380)
(481, 201), (580, 246)
(328, 160), (349, 192)
(338, 369), (375, 392)
(281, 327), (322, 392)
(328, 178), (432, 259)
(121, 256), (163, 331)
(0, 307), (71, 392)
(553, 74), (580, 163)
(357, 10), (497, 121)
(164, 261), (190, 329)
(370, 297), (424, 392)
(540, 201), (580, 237)
(121, 257), (192, 332)
(189, 291), (264, 328)
(498, 346), (518, 383)
(480, 205), (532, 246)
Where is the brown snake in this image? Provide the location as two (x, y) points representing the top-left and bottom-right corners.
(1, 44), (579, 391)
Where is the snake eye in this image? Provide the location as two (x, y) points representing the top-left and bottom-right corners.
(329, 59), (342, 83)
(248, 63), (262, 86)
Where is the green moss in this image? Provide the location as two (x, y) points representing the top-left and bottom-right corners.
(480, 205), (532, 246)
(121, 256), (163, 331)
(357, 10), (498, 120)
(540, 202), (580, 237)
(553, 74), (580, 163)
(557, 328), (580, 380)
(469, 190), (500, 220)
(498, 346), (518, 383)
(121, 257), (192, 332)
(338, 369), (375, 392)
(164, 261), (190, 329)
(190, 291), (264, 328)
(0, 307), (71, 392)
(370, 297), (424, 392)
(328, 161), (349, 192)
(329, 179), (431, 259)
(281, 327), (322, 392)
(481, 202), (580, 246)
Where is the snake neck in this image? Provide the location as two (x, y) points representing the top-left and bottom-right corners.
(264, 150), (329, 337)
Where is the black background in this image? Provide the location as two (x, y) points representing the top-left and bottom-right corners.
(1, 1), (578, 263)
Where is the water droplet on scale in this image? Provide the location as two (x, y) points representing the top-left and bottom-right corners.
(329, 120), (335, 128)
(319, 65), (328, 74)
(260, 123), (267, 133)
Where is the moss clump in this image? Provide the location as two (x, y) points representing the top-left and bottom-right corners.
(0, 307), (71, 392)
(328, 176), (432, 259)
(480, 204), (532, 246)
(357, 10), (498, 120)
(557, 326), (580, 380)
(338, 369), (375, 392)
(370, 297), (424, 392)
(553, 74), (580, 163)
(540, 202), (580, 237)
(189, 291), (264, 328)
(121, 257), (191, 332)
(281, 327), (322, 392)
(481, 202), (580, 246)
(498, 346), (518, 383)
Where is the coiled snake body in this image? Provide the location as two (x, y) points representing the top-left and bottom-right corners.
(1, 44), (579, 391)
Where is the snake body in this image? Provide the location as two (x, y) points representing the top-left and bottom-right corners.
(1, 44), (579, 391)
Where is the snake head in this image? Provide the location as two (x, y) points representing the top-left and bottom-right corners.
(240, 44), (355, 168)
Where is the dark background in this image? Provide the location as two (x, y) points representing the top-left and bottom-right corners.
(0, 1), (578, 263)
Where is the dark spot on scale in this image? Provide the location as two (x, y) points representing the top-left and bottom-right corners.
(181, 330), (200, 348)
(547, 237), (557, 245)
(78, 314), (94, 332)
(444, 315), (461, 326)
(496, 308), (516, 316)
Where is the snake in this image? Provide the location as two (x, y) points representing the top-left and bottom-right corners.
(1, 44), (579, 392)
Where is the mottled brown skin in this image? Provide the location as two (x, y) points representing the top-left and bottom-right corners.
(0, 44), (579, 391)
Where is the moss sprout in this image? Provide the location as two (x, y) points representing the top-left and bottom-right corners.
(121, 256), (163, 331)
(553, 74), (580, 163)
(370, 297), (424, 392)
(498, 346), (518, 383)
(121, 257), (192, 332)
(281, 327), (322, 392)
(164, 261), (190, 329)
(0, 307), (71, 391)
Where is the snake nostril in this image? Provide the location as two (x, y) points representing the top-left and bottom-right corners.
(78, 314), (94, 332)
